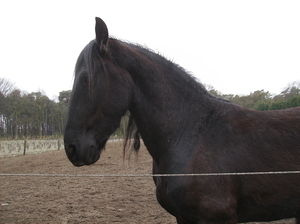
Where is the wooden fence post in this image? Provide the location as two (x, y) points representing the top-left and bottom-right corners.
(23, 139), (27, 155)
(57, 139), (61, 150)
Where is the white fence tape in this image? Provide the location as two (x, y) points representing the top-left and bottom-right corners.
(0, 139), (63, 157)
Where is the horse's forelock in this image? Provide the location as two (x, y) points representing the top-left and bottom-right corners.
(81, 40), (141, 155)
(79, 40), (107, 98)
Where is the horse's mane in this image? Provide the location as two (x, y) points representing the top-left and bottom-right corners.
(124, 113), (140, 153)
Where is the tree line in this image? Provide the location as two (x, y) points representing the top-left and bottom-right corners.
(0, 78), (70, 139)
(207, 81), (300, 111)
(0, 78), (299, 139)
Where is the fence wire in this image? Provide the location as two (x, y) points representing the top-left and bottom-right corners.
(1, 170), (300, 178)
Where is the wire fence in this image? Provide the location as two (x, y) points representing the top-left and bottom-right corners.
(1, 139), (299, 178)
(1, 170), (300, 178)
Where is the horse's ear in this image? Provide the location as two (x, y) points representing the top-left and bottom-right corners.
(95, 17), (108, 54)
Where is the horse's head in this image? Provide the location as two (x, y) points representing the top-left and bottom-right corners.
(64, 18), (133, 166)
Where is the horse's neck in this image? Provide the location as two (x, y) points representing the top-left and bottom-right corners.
(113, 42), (215, 160)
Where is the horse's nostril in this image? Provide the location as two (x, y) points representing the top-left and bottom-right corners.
(69, 144), (76, 151)
(66, 144), (77, 158)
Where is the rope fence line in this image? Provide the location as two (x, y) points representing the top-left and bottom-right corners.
(1, 170), (300, 178)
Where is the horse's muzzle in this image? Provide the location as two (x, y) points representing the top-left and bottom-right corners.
(64, 133), (101, 166)
(64, 142), (100, 166)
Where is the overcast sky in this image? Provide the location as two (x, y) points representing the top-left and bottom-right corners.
(1, 0), (299, 100)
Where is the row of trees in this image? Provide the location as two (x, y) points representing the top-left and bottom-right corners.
(0, 78), (70, 139)
(208, 81), (300, 111)
(0, 78), (299, 139)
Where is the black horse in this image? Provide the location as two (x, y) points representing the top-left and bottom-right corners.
(64, 17), (300, 224)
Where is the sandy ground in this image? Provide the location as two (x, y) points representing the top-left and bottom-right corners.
(0, 141), (296, 224)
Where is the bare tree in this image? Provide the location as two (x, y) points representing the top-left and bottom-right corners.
(0, 78), (16, 97)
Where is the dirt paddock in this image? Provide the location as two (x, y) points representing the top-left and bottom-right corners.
(0, 141), (295, 224)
